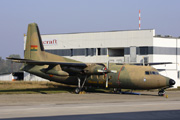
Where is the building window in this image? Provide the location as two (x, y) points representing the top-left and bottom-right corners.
(97, 48), (101, 55)
(45, 48), (96, 57)
(85, 48), (88, 56)
(73, 49), (85, 56)
(101, 48), (107, 55)
(97, 48), (107, 56)
(108, 48), (124, 57)
(70, 49), (73, 56)
(85, 48), (96, 56)
(88, 49), (92, 56)
(91, 48), (96, 56)
(139, 47), (148, 55)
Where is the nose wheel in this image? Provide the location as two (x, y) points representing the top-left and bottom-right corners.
(158, 89), (165, 96)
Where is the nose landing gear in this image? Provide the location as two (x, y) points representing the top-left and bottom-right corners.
(158, 89), (165, 96)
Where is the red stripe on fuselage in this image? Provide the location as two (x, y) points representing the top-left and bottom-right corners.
(117, 65), (124, 86)
(118, 65), (124, 80)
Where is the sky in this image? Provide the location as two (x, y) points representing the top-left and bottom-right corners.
(0, 0), (180, 59)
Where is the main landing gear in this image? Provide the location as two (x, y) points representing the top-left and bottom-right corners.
(113, 88), (121, 93)
(158, 89), (166, 96)
(75, 76), (87, 94)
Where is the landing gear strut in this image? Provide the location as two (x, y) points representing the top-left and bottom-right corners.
(158, 89), (165, 96)
(75, 76), (87, 94)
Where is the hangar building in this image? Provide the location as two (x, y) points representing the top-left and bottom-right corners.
(24, 29), (180, 88)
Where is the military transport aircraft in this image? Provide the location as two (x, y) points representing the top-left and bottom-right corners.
(7, 23), (175, 96)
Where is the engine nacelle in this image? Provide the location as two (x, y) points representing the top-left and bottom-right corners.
(84, 64), (108, 75)
(41, 64), (69, 76)
(45, 69), (69, 76)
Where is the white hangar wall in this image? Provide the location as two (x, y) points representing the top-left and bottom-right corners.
(152, 37), (180, 88)
(24, 29), (180, 88)
(41, 30), (154, 49)
(39, 29), (155, 63)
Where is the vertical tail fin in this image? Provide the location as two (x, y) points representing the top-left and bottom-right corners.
(24, 23), (44, 60)
(24, 23), (80, 63)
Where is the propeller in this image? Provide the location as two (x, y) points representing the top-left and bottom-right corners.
(105, 60), (117, 88)
(96, 60), (117, 88)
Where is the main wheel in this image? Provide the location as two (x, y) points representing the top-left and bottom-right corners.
(75, 88), (81, 94)
(113, 88), (121, 94)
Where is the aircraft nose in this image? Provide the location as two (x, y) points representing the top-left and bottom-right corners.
(169, 79), (176, 86)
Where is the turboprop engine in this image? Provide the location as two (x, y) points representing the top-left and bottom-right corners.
(83, 64), (109, 75)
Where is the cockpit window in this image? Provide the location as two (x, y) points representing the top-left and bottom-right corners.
(154, 71), (159, 75)
(150, 71), (153, 74)
(145, 71), (159, 75)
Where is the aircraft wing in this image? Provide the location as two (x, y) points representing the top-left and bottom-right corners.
(7, 57), (109, 75)
(6, 57), (88, 68)
(116, 62), (173, 66)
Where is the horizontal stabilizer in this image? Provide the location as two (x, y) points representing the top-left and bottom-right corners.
(116, 62), (173, 66)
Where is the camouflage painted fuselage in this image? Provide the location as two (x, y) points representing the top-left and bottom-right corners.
(24, 63), (171, 90)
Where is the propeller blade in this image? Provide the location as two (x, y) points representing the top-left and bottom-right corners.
(110, 70), (117, 73)
(106, 76), (108, 88)
(106, 61), (109, 88)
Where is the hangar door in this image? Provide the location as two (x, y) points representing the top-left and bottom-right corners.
(130, 46), (137, 62)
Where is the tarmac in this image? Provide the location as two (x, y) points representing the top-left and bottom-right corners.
(0, 91), (180, 120)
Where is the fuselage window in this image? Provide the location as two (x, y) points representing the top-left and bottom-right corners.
(145, 71), (150, 75)
(152, 71), (159, 75)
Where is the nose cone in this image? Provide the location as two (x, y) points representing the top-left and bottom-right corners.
(169, 79), (176, 86)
